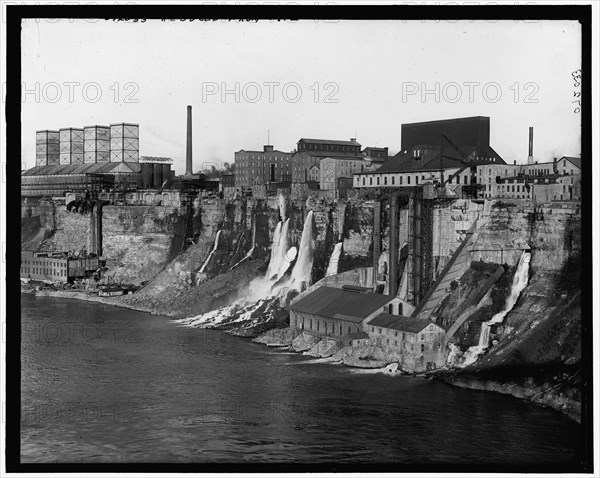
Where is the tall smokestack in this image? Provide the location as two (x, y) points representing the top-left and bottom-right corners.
(186, 105), (193, 175)
(527, 126), (534, 164)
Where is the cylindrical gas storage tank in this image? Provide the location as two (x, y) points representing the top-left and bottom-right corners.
(162, 164), (171, 183)
(142, 163), (153, 189)
(153, 163), (163, 188)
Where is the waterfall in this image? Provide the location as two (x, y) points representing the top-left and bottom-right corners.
(325, 242), (343, 277)
(246, 218), (295, 302)
(275, 219), (290, 277)
(179, 212), (314, 330)
(199, 230), (221, 274)
(265, 221), (282, 279)
(461, 250), (531, 367)
(278, 194), (286, 221)
(288, 210), (314, 292)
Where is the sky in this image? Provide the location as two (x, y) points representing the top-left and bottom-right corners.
(21, 19), (582, 174)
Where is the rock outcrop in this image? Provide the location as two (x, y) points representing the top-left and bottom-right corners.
(290, 332), (318, 352)
(304, 337), (341, 358)
(253, 327), (301, 347)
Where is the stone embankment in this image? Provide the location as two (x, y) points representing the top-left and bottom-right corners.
(252, 327), (301, 347)
(252, 327), (406, 370)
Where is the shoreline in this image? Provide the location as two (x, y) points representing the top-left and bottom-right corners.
(434, 372), (581, 423)
(28, 288), (181, 317)
(24, 288), (581, 423)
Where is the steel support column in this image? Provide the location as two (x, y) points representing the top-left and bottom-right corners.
(373, 197), (382, 288)
(389, 194), (399, 297)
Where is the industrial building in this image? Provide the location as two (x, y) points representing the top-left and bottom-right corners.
(366, 314), (446, 372)
(23, 122), (174, 199)
(291, 138), (363, 185)
(20, 251), (101, 283)
(319, 156), (364, 191)
(476, 156), (582, 200)
(234, 145), (292, 190)
(354, 116), (506, 198)
(288, 286), (403, 339)
(21, 162), (140, 198)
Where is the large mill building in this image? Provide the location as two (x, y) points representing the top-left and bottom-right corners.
(22, 123), (173, 198)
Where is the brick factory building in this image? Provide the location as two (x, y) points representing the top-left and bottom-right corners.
(234, 145), (292, 190)
(291, 138), (363, 185)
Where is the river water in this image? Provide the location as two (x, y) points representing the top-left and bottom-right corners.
(21, 294), (583, 466)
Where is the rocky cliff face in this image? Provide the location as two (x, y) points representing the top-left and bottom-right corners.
(434, 200), (582, 421)
(471, 201), (581, 270)
(21, 197), (376, 322)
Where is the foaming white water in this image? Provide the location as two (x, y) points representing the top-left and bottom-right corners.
(288, 210), (314, 292)
(275, 219), (290, 277)
(199, 230), (221, 274)
(460, 251), (531, 367)
(181, 211), (315, 330)
(173, 304), (238, 328)
(278, 194), (286, 221)
(265, 222), (283, 279)
(325, 242), (343, 277)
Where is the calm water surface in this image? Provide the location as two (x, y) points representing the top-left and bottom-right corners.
(21, 294), (583, 466)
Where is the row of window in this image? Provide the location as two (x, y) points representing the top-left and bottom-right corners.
(358, 173), (469, 187)
(21, 266), (67, 277)
(369, 326), (434, 342)
(236, 155), (290, 161)
(238, 164), (290, 169)
(370, 326), (408, 340)
(21, 258), (67, 267)
(293, 316), (359, 335)
(298, 143), (359, 153)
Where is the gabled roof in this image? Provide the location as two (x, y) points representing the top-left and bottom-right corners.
(368, 313), (442, 333)
(369, 143), (505, 174)
(289, 286), (394, 322)
(298, 138), (361, 147)
(235, 149), (291, 154)
(560, 156), (581, 169)
(375, 151), (465, 174)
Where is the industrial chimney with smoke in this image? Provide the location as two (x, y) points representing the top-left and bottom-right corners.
(186, 105), (193, 175)
(527, 126), (534, 164)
